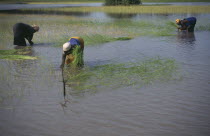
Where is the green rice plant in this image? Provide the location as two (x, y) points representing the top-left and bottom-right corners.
(0, 55), (37, 60)
(70, 46), (84, 67)
(105, 0), (141, 5)
(1, 13), (209, 49)
(65, 57), (181, 94)
(0, 47), (37, 60)
(0, 50), (16, 55)
(151, 29), (176, 36)
(82, 34), (133, 46)
(28, 5), (210, 14)
(195, 23), (210, 31)
(82, 34), (113, 45)
(166, 21), (178, 28)
(114, 37), (133, 40)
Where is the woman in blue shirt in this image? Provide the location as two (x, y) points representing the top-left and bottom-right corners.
(60, 37), (84, 68)
(176, 17), (197, 32)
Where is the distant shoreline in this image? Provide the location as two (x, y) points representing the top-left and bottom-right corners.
(1, 0), (210, 4)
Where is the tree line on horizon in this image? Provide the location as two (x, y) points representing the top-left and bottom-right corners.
(105, 0), (142, 5)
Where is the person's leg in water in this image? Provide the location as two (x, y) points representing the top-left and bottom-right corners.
(188, 24), (195, 32)
(14, 36), (27, 46)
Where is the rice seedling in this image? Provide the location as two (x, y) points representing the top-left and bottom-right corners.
(1, 11), (210, 49)
(114, 37), (133, 40)
(69, 46), (84, 67)
(195, 23), (210, 31)
(166, 21), (178, 28)
(0, 55), (37, 60)
(26, 5), (210, 14)
(64, 56), (181, 94)
(81, 34), (132, 46)
(0, 47), (37, 60)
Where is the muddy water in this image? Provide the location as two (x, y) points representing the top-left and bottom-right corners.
(1, 5), (210, 136)
(1, 31), (210, 136)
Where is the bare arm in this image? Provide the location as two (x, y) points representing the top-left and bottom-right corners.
(26, 34), (34, 45)
(178, 20), (188, 30)
(60, 52), (66, 68)
(179, 25), (187, 30)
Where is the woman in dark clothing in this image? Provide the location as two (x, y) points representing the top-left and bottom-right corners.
(176, 17), (197, 32)
(13, 23), (39, 46)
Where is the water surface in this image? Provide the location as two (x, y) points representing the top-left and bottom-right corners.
(1, 2), (210, 10)
(0, 5), (210, 136)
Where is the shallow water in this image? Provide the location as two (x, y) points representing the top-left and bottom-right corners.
(2, 7), (210, 22)
(1, 5), (210, 136)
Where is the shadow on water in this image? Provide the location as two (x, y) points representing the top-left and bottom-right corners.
(13, 45), (35, 56)
(176, 31), (196, 48)
(32, 43), (55, 46)
(106, 13), (137, 19)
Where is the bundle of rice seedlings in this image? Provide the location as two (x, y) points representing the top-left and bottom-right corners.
(167, 21), (178, 28)
(70, 45), (84, 67)
(0, 47), (37, 60)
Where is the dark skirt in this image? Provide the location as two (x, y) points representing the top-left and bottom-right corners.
(14, 36), (26, 46)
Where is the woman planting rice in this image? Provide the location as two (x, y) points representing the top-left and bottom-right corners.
(13, 23), (39, 46)
(60, 37), (84, 68)
(176, 17), (197, 32)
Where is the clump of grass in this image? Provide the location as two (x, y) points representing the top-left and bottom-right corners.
(0, 50), (16, 55)
(0, 47), (37, 60)
(114, 37), (132, 40)
(151, 29), (176, 36)
(54, 34), (133, 47)
(1, 14), (209, 49)
(82, 34), (133, 46)
(65, 57), (181, 94)
(195, 23), (210, 31)
(0, 55), (37, 60)
(82, 34), (112, 45)
(166, 21), (178, 28)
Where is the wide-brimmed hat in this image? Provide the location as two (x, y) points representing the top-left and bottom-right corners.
(63, 42), (71, 51)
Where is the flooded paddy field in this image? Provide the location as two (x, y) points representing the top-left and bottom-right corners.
(0, 3), (210, 136)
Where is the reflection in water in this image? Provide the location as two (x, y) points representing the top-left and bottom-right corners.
(1, 6), (210, 135)
(176, 31), (196, 47)
(32, 43), (55, 46)
(1, 9), (209, 23)
(0, 9), (91, 17)
(14, 45), (35, 56)
(106, 13), (137, 19)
